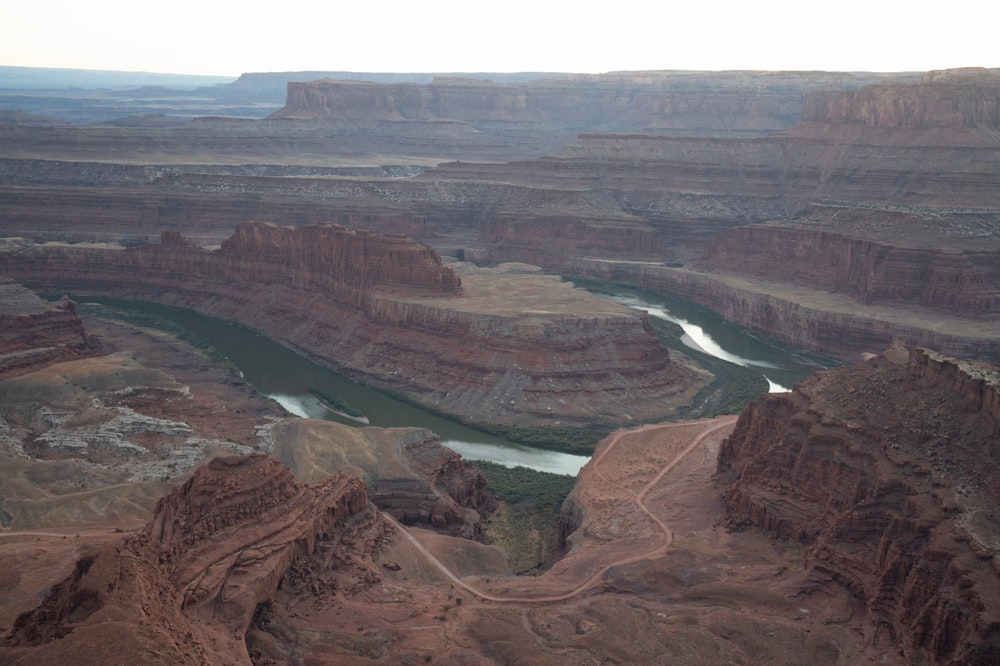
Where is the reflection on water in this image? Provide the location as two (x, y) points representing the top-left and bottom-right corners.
(599, 289), (825, 392)
(82, 290), (820, 475)
(267, 393), (313, 419)
(443, 440), (589, 476)
(80, 298), (586, 475)
(763, 376), (791, 393)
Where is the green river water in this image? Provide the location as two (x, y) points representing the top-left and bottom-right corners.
(76, 284), (829, 476)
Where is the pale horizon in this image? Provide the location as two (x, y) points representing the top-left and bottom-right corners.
(2, 1), (998, 79)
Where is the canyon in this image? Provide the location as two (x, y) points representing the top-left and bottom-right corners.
(0, 223), (703, 432)
(4, 341), (998, 664)
(1, 69), (997, 364)
(1, 65), (999, 664)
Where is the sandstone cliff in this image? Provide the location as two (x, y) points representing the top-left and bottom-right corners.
(0, 278), (100, 379)
(699, 206), (1000, 313)
(2, 224), (698, 429)
(270, 71), (914, 136)
(2, 454), (390, 665)
(717, 346), (1000, 664)
(800, 67), (1000, 130)
(4, 70), (998, 373)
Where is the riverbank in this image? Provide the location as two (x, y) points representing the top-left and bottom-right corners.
(73, 297), (600, 464)
(67, 280), (831, 460)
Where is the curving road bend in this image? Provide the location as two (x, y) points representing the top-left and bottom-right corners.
(0, 416), (736, 606)
(388, 414), (738, 604)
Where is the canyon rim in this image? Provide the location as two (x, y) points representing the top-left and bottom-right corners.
(0, 65), (998, 664)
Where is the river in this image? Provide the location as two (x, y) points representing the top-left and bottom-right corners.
(81, 299), (590, 476)
(583, 283), (827, 392)
(80, 287), (826, 476)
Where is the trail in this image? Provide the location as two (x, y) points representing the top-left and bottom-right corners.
(1, 416), (736, 604)
(389, 414), (738, 604)
(0, 528), (124, 540)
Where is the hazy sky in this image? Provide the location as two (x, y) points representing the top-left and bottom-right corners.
(2, 1), (997, 77)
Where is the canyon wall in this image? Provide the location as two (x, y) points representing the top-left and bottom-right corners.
(801, 68), (1000, 130)
(271, 71), (911, 135)
(1, 224), (697, 429)
(563, 258), (1000, 363)
(699, 208), (1000, 313)
(2, 455), (390, 665)
(717, 347), (1000, 664)
(0, 70), (919, 164)
(0, 278), (99, 379)
(2, 70), (998, 370)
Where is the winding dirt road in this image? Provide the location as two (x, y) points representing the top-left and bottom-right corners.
(388, 415), (738, 604)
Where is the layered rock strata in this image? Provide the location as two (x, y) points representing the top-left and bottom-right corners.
(271, 71), (907, 136)
(717, 346), (1000, 664)
(2, 224), (696, 427)
(700, 206), (1000, 313)
(556, 257), (1000, 364)
(2, 454), (390, 665)
(0, 278), (99, 379)
(800, 67), (1000, 130)
(268, 420), (496, 541)
(3, 70), (998, 370)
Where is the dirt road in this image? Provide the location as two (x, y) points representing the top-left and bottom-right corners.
(390, 414), (738, 603)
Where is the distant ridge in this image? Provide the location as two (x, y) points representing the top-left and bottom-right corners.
(0, 66), (235, 90)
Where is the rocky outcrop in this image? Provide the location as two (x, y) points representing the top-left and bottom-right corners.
(3, 70), (997, 373)
(2, 454), (390, 665)
(271, 71), (914, 136)
(801, 68), (1000, 130)
(2, 224), (696, 428)
(268, 420), (496, 541)
(699, 207), (1000, 313)
(0, 278), (99, 379)
(387, 428), (496, 535)
(217, 221), (461, 301)
(717, 346), (1000, 665)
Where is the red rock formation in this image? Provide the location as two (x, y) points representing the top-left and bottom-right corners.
(4, 70), (997, 372)
(2, 224), (694, 428)
(717, 346), (1000, 664)
(380, 428), (497, 538)
(270, 71), (914, 136)
(801, 68), (1000, 130)
(2, 454), (389, 665)
(217, 222), (461, 302)
(0, 279), (100, 379)
(699, 207), (1000, 313)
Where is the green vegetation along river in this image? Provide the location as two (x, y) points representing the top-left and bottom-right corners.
(73, 285), (830, 476)
(77, 297), (590, 475)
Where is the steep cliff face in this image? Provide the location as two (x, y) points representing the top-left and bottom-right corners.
(2, 225), (696, 428)
(801, 68), (1000, 130)
(2, 455), (389, 665)
(717, 347), (1000, 664)
(270, 71), (915, 136)
(699, 208), (1000, 313)
(0, 278), (100, 379)
(218, 221), (462, 302)
(559, 258), (1000, 364)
